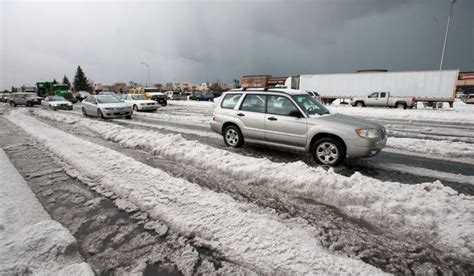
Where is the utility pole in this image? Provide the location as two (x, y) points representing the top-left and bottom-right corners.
(439, 0), (456, 70)
(141, 62), (151, 86)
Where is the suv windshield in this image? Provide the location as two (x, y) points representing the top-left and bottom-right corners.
(292, 94), (329, 116)
(97, 95), (121, 104)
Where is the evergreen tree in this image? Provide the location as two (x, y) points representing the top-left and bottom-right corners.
(73, 66), (92, 91)
(63, 75), (71, 88)
(53, 79), (58, 84)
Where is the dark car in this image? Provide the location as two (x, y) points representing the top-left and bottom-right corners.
(74, 91), (91, 102)
(195, 92), (214, 101)
(147, 92), (168, 106)
(63, 92), (78, 103)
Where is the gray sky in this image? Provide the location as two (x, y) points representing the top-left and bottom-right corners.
(1, 0), (473, 89)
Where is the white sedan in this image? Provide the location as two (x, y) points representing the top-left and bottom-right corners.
(41, 96), (73, 110)
(122, 94), (159, 111)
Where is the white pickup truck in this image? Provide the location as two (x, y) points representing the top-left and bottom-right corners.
(351, 92), (416, 109)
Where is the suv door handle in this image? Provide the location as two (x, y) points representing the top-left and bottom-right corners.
(268, 117), (277, 121)
(237, 113), (245, 117)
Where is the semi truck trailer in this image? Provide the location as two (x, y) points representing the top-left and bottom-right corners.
(285, 70), (459, 106)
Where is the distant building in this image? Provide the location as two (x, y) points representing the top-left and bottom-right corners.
(199, 82), (210, 92)
(241, 75), (271, 88)
(113, 82), (128, 94)
(457, 71), (474, 93)
(241, 75), (287, 88)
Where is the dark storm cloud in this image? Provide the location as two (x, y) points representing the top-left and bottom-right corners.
(1, 0), (473, 89)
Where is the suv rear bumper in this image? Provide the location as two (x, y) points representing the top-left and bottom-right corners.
(210, 121), (223, 134)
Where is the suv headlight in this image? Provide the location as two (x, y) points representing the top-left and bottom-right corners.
(355, 128), (379, 139)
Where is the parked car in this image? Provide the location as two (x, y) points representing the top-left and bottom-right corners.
(1, 93), (11, 103)
(41, 96), (73, 110)
(146, 92), (167, 106)
(210, 88), (387, 166)
(306, 91), (321, 102)
(195, 92), (214, 102)
(169, 91), (182, 100)
(351, 92), (416, 109)
(63, 92), (78, 104)
(122, 94), (159, 112)
(465, 94), (474, 104)
(74, 91), (91, 102)
(164, 91), (174, 100)
(0, 92), (7, 103)
(81, 95), (132, 119)
(9, 92), (42, 107)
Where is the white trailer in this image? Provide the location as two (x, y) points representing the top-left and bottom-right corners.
(285, 70), (459, 105)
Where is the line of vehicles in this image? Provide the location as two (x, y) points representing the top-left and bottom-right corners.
(1, 86), (390, 167)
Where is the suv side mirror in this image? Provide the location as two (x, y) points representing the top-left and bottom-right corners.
(289, 110), (303, 118)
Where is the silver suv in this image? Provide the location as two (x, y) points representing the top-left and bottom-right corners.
(9, 92), (42, 107)
(210, 88), (387, 165)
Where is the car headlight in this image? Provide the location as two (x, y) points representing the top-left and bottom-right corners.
(104, 107), (114, 110)
(140, 103), (145, 106)
(355, 128), (379, 139)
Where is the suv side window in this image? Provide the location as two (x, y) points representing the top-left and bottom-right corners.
(221, 93), (242, 109)
(267, 95), (299, 116)
(240, 94), (267, 113)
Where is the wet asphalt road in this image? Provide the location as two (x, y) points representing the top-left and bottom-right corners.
(33, 103), (474, 195)
(0, 115), (254, 275)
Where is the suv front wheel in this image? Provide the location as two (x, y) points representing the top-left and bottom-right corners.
(312, 137), (345, 166)
(223, 125), (243, 148)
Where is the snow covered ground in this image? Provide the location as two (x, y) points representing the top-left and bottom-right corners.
(328, 101), (474, 124)
(0, 149), (93, 275)
(28, 109), (474, 262)
(3, 99), (474, 274)
(6, 109), (385, 274)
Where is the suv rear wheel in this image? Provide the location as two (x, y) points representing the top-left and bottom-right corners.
(223, 125), (243, 148)
(312, 137), (345, 166)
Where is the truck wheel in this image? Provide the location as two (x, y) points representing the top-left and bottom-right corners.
(396, 103), (406, 109)
(10, 101), (17, 107)
(355, 101), (364, 107)
(311, 137), (345, 166)
(223, 125), (244, 148)
(161, 101), (167, 106)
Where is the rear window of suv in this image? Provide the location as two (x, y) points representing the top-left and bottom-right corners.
(221, 93), (242, 109)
